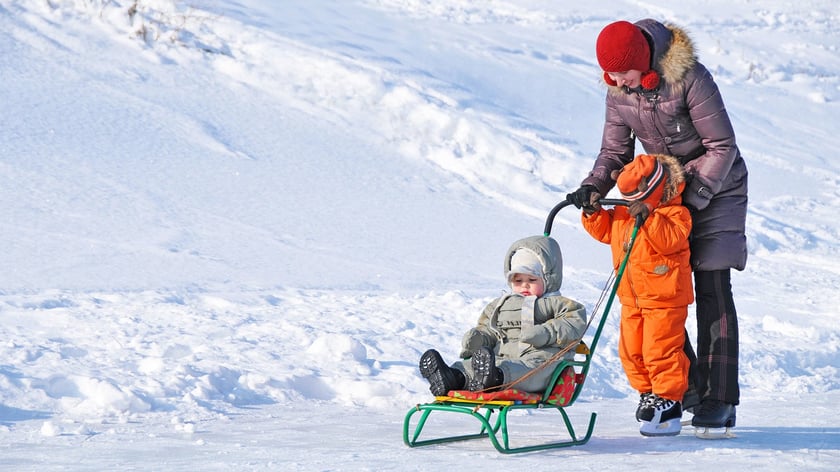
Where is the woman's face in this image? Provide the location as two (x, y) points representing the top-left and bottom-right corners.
(607, 69), (643, 88)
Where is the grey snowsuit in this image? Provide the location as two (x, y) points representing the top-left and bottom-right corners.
(452, 235), (587, 393)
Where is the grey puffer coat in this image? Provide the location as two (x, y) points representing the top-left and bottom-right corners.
(455, 235), (587, 392)
(582, 19), (748, 271)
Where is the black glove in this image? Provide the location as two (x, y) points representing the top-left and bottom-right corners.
(567, 185), (600, 211)
(682, 174), (713, 213)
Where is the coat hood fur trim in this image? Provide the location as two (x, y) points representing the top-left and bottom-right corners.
(653, 153), (686, 204)
(658, 23), (697, 87)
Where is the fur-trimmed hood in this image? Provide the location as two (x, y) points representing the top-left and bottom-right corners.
(649, 21), (697, 87)
(649, 153), (686, 205)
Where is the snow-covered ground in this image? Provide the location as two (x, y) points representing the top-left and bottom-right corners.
(1, 0), (838, 469)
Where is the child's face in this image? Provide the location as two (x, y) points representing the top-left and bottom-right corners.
(510, 273), (545, 297)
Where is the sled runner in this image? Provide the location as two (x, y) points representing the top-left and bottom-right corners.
(403, 199), (641, 453)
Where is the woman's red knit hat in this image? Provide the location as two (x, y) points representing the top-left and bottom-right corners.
(596, 21), (660, 89)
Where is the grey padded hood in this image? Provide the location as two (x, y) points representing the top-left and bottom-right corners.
(503, 235), (563, 293)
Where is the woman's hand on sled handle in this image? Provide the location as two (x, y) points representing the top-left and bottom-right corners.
(566, 185), (602, 214)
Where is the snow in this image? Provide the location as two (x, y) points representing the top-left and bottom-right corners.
(1, 0), (839, 469)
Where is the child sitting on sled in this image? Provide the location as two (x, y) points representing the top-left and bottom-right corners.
(579, 153), (693, 437)
(418, 235), (588, 396)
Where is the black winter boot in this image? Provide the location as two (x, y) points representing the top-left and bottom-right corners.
(468, 347), (504, 392)
(419, 349), (466, 396)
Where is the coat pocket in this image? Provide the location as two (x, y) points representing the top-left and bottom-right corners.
(632, 258), (682, 302)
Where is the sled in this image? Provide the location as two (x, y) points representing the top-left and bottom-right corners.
(403, 199), (641, 453)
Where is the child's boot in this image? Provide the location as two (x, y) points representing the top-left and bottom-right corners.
(636, 392), (655, 422)
(468, 347), (504, 391)
(419, 349), (466, 396)
(639, 395), (682, 437)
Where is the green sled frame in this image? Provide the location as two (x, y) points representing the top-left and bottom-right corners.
(403, 199), (640, 453)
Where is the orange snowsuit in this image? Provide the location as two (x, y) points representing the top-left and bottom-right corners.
(581, 190), (693, 402)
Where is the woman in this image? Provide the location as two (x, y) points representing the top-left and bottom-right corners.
(567, 19), (747, 431)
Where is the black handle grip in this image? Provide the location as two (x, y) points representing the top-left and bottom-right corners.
(543, 198), (634, 236)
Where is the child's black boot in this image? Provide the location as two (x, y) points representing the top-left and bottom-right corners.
(419, 349), (466, 396)
(468, 347), (504, 391)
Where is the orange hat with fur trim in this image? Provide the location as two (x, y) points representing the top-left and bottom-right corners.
(616, 154), (666, 208)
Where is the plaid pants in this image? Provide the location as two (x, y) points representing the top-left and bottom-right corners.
(688, 269), (740, 405)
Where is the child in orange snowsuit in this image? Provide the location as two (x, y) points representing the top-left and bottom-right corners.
(580, 153), (693, 437)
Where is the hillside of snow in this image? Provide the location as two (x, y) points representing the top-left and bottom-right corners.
(1, 1), (838, 469)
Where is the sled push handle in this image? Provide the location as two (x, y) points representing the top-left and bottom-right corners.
(543, 198), (636, 236)
(543, 197), (642, 358)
